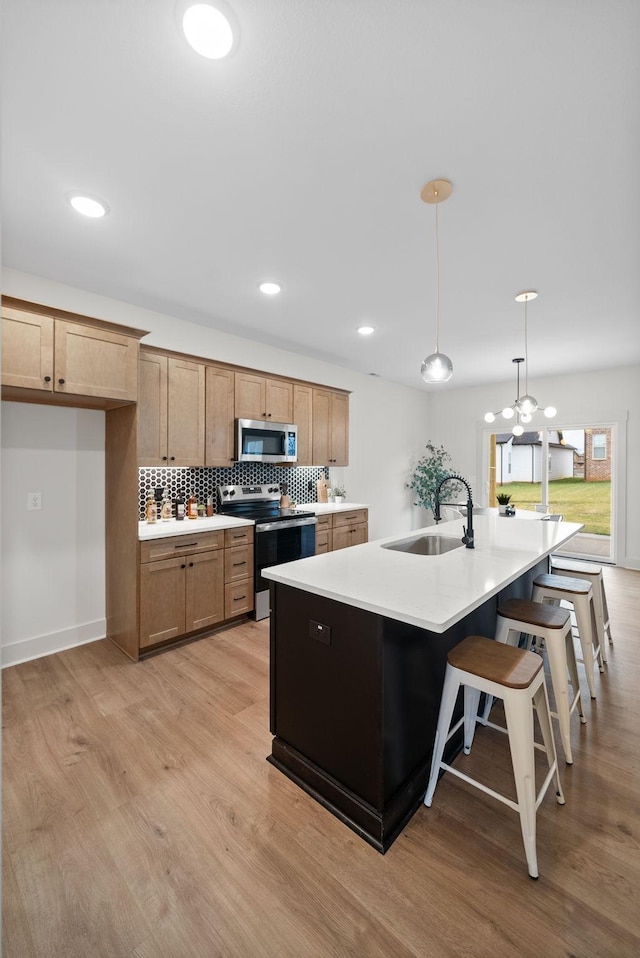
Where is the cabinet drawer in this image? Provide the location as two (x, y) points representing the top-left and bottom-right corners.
(225, 545), (253, 582)
(315, 530), (332, 554)
(225, 579), (254, 617)
(333, 509), (367, 528)
(224, 526), (254, 548)
(315, 514), (333, 531)
(140, 530), (224, 562)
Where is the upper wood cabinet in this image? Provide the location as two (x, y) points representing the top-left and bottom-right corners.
(235, 372), (293, 422)
(1, 305), (140, 405)
(293, 384), (313, 465)
(138, 349), (205, 466)
(205, 364), (235, 466)
(312, 388), (349, 465)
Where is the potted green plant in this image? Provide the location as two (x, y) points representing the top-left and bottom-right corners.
(332, 485), (346, 504)
(407, 441), (462, 519)
(496, 492), (511, 515)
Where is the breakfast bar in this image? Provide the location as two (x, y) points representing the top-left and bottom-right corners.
(264, 514), (583, 852)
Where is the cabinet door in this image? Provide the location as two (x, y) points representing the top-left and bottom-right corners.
(351, 523), (368, 546)
(329, 392), (349, 465)
(225, 579), (254, 617)
(205, 365), (235, 466)
(139, 557), (186, 648)
(235, 372), (266, 420)
(265, 378), (293, 422)
(293, 384), (313, 465)
(138, 352), (168, 465)
(185, 549), (224, 633)
(55, 321), (138, 402)
(312, 388), (331, 465)
(331, 526), (352, 552)
(225, 544), (253, 582)
(167, 358), (205, 466)
(1, 308), (54, 391)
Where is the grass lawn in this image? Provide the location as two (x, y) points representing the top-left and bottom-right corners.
(496, 478), (611, 535)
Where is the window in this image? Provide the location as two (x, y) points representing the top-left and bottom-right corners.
(592, 433), (607, 460)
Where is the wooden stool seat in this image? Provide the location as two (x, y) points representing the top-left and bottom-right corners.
(482, 599), (586, 764)
(534, 573), (591, 595)
(448, 634), (543, 688)
(425, 634), (565, 879)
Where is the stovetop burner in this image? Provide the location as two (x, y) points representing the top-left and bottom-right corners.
(217, 484), (315, 524)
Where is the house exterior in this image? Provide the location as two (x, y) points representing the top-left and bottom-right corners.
(496, 431), (576, 484)
(584, 427), (612, 481)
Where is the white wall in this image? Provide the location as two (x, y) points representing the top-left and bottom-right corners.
(428, 365), (640, 569)
(1, 402), (106, 665)
(1, 269), (432, 662)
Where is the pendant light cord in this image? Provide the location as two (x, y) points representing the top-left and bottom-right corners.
(435, 193), (441, 351)
(523, 297), (529, 396)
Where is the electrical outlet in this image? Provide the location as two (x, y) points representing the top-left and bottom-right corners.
(27, 492), (42, 511)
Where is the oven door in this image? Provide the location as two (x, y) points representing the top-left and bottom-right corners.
(254, 517), (316, 620)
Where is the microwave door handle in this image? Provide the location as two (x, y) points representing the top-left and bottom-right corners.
(281, 433), (285, 455)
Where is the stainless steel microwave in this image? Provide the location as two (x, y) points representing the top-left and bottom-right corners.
(235, 419), (298, 463)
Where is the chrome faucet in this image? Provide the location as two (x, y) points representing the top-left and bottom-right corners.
(434, 474), (475, 549)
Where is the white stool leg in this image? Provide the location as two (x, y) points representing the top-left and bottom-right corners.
(503, 689), (539, 879)
(591, 572), (607, 664)
(463, 685), (482, 753)
(533, 680), (565, 807)
(424, 667), (460, 807)
(602, 578), (613, 644)
(480, 620), (518, 722)
(573, 596), (598, 698)
(543, 630), (574, 765)
(564, 628), (587, 726)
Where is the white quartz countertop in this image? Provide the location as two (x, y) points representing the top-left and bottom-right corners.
(295, 501), (369, 514)
(263, 514), (583, 633)
(138, 516), (253, 540)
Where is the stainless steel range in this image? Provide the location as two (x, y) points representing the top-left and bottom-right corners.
(218, 484), (317, 620)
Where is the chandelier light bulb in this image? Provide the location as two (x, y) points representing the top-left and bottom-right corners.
(421, 352), (453, 383)
(517, 394), (538, 416)
(502, 406), (514, 420)
(544, 406), (557, 418)
(484, 411), (496, 423)
(512, 423), (524, 436)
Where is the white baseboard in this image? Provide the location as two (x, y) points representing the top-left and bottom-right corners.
(1, 619), (107, 668)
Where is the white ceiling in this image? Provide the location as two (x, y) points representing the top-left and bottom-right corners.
(2, 0), (639, 390)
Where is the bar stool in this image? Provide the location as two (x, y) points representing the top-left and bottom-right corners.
(551, 558), (612, 662)
(532, 573), (604, 700)
(481, 599), (586, 764)
(424, 635), (565, 879)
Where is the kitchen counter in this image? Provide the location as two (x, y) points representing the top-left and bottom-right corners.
(138, 516), (254, 540)
(295, 501), (369, 515)
(265, 514), (583, 852)
(264, 513), (582, 633)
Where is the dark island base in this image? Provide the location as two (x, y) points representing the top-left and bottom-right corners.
(268, 559), (548, 853)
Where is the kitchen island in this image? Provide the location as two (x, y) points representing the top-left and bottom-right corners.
(263, 514), (582, 852)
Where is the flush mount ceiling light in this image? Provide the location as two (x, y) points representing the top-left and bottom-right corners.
(67, 193), (109, 218)
(258, 281), (281, 295)
(182, 3), (234, 58)
(420, 178), (454, 384)
(484, 291), (557, 435)
(357, 325), (375, 336)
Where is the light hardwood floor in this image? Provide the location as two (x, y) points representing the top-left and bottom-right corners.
(3, 566), (639, 957)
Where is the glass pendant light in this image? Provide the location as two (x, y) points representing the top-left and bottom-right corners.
(420, 179), (454, 383)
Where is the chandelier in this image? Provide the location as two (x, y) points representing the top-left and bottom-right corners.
(420, 178), (454, 383)
(483, 291), (557, 436)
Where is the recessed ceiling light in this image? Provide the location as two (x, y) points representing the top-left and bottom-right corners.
(182, 3), (234, 59)
(259, 282), (281, 295)
(357, 325), (375, 336)
(67, 193), (109, 218)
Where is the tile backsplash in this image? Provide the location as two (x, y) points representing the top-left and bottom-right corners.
(138, 464), (329, 519)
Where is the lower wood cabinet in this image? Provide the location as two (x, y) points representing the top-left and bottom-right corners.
(315, 509), (368, 555)
(138, 526), (254, 652)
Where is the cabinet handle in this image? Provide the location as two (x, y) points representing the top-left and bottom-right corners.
(181, 564), (186, 569)
(58, 378), (65, 385)
(44, 376), (52, 383)
(176, 543), (197, 548)
(189, 562), (194, 567)
(267, 412), (272, 417)
(233, 561), (246, 567)
(233, 595), (246, 601)
(162, 456), (168, 461)
(170, 456), (175, 461)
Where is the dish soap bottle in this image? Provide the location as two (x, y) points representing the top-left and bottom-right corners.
(187, 492), (198, 519)
(145, 492), (157, 523)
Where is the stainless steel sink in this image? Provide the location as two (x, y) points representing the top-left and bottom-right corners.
(381, 534), (464, 556)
